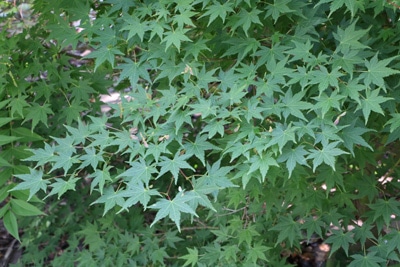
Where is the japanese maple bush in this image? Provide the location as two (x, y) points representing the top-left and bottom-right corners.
(2, 0), (400, 266)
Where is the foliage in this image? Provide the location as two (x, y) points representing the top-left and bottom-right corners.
(1, 0), (400, 266)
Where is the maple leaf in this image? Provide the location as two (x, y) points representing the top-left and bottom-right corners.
(358, 89), (393, 124)
(270, 215), (301, 247)
(281, 89), (313, 121)
(46, 177), (80, 199)
(158, 152), (195, 183)
(333, 21), (370, 52)
(79, 147), (104, 170)
(10, 169), (49, 200)
(348, 252), (386, 267)
(116, 182), (161, 212)
(162, 28), (192, 52)
(325, 229), (355, 256)
(339, 122), (373, 156)
(91, 186), (125, 216)
(22, 103), (54, 130)
(278, 145), (310, 178)
(200, 1), (234, 26)
(84, 46), (124, 71)
(87, 166), (113, 194)
(24, 143), (56, 168)
(247, 152), (279, 182)
(361, 53), (400, 88)
(150, 192), (198, 232)
(117, 158), (157, 187)
(179, 247), (199, 267)
(368, 198), (400, 226)
(116, 58), (152, 88)
(307, 141), (349, 171)
(184, 134), (220, 166)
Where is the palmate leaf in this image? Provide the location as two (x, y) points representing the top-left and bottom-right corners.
(270, 215), (301, 247)
(200, 1), (234, 26)
(247, 152), (279, 182)
(340, 122), (373, 156)
(333, 21), (370, 52)
(88, 166), (113, 194)
(278, 145), (310, 178)
(46, 177), (80, 199)
(150, 192), (198, 232)
(162, 28), (192, 52)
(116, 182), (161, 212)
(117, 158), (157, 186)
(84, 46), (124, 71)
(184, 134), (220, 166)
(325, 229), (355, 256)
(358, 89), (393, 124)
(307, 141), (349, 171)
(281, 89), (313, 121)
(10, 168), (49, 200)
(368, 198), (400, 227)
(158, 152), (195, 183)
(22, 103), (54, 129)
(116, 58), (152, 88)
(348, 252), (386, 267)
(91, 186), (125, 216)
(361, 53), (400, 87)
(179, 247), (199, 267)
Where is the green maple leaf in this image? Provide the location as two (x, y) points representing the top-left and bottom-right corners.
(201, 119), (227, 138)
(361, 53), (400, 87)
(307, 141), (349, 171)
(358, 89), (393, 124)
(385, 113), (400, 133)
(246, 242), (270, 264)
(91, 186), (125, 216)
(88, 166), (112, 194)
(340, 122), (373, 156)
(233, 8), (262, 36)
(162, 28), (192, 52)
(117, 58), (152, 87)
(189, 98), (218, 119)
(200, 1), (234, 26)
(70, 79), (96, 104)
(179, 247), (198, 267)
(64, 119), (91, 145)
(61, 100), (87, 125)
(281, 90), (313, 121)
(22, 103), (54, 130)
(9, 95), (30, 118)
(79, 147), (104, 170)
(238, 225), (260, 246)
(265, 123), (298, 153)
(278, 145), (310, 178)
(24, 143), (56, 167)
(84, 46), (124, 71)
(312, 91), (345, 118)
(270, 215), (301, 247)
(173, 10), (197, 28)
(116, 182), (160, 212)
(10, 168), (49, 200)
(184, 134), (220, 166)
(117, 158), (157, 186)
(158, 153), (195, 183)
(353, 223), (376, 246)
(287, 40), (313, 62)
(310, 65), (343, 93)
(50, 152), (80, 175)
(325, 229), (355, 256)
(121, 16), (147, 41)
(46, 177), (79, 199)
(348, 252), (386, 267)
(333, 21), (370, 52)
(265, 0), (294, 23)
(368, 198), (400, 226)
(247, 152), (279, 182)
(301, 217), (325, 242)
(150, 192), (198, 232)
